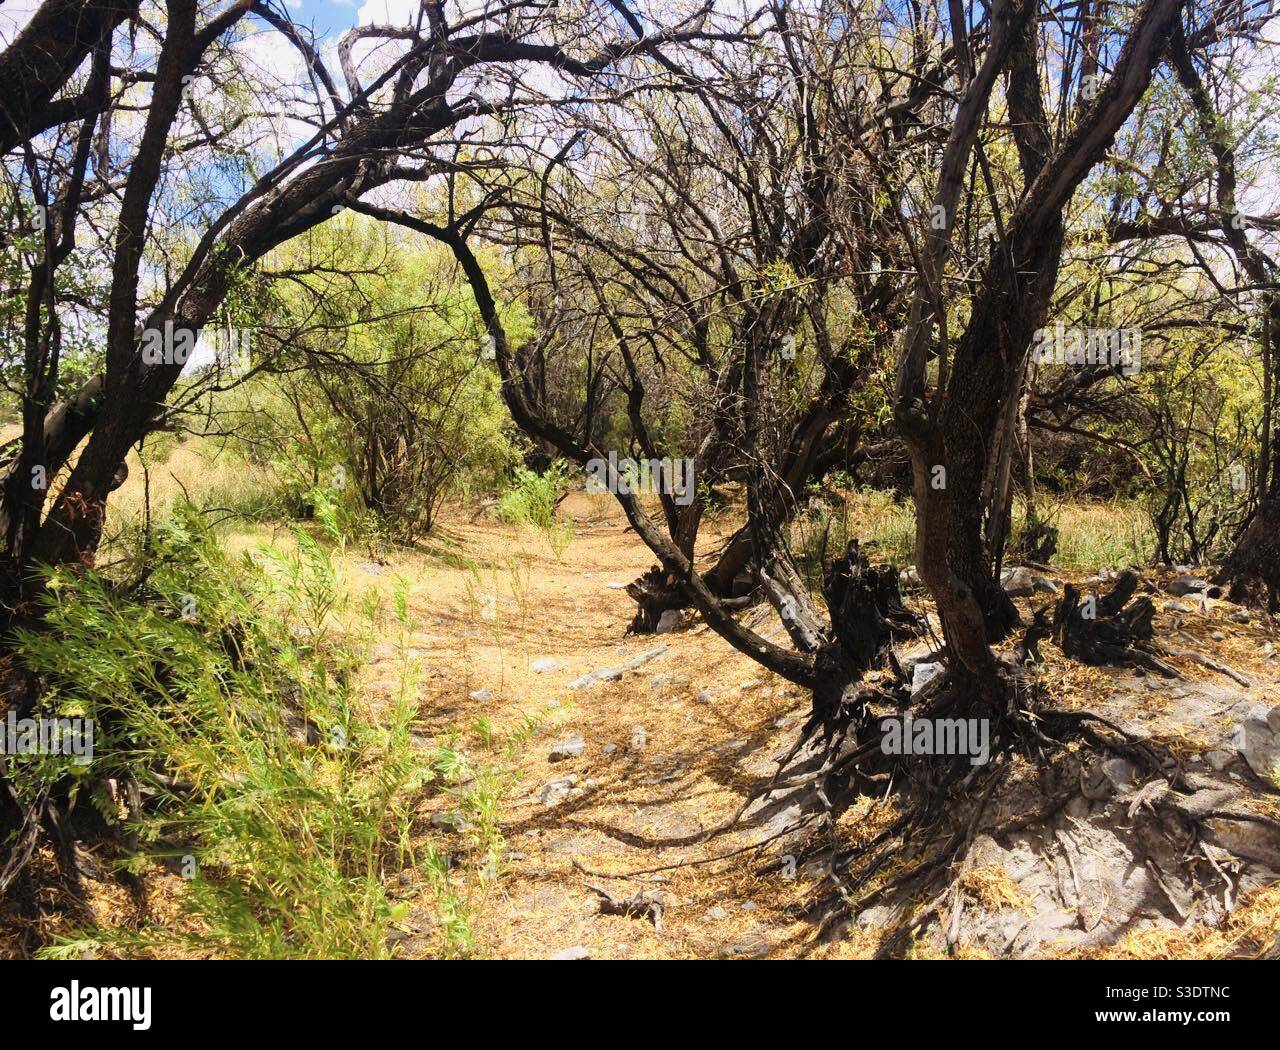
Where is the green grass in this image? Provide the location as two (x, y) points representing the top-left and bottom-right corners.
(790, 487), (1155, 581)
(496, 460), (573, 558)
(18, 507), (491, 959)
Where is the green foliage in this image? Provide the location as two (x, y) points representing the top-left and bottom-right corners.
(791, 485), (1155, 583)
(496, 460), (570, 530)
(232, 216), (522, 540)
(16, 508), (479, 958)
(496, 460), (573, 557)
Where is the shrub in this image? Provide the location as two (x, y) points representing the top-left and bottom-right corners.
(496, 460), (573, 557)
(234, 217), (522, 542)
(14, 508), (474, 958)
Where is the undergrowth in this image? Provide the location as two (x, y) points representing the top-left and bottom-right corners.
(496, 460), (573, 558)
(13, 504), (500, 958)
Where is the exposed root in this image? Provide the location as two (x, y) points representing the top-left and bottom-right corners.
(754, 662), (1277, 957)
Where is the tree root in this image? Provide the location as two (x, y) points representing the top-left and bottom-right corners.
(758, 662), (1275, 956)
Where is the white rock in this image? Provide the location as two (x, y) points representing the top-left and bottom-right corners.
(910, 661), (945, 695)
(540, 776), (578, 806)
(624, 645), (668, 670)
(548, 734), (585, 762)
(1001, 566), (1037, 598)
(1232, 706), (1280, 782)
(656, 610), (684, 633)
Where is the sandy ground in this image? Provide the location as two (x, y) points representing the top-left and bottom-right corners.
(6, 488), (1279, 959)
(354, 493), (825, 959)
(354, 493), (1280, 960)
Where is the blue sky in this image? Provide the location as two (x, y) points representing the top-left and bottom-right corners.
(283, 0), (364, 40)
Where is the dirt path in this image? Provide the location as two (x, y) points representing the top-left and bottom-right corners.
(356, 493), (832, 959)
(351, 493), (1280, 960)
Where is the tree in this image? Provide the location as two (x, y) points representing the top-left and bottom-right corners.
(0, 0), (741, 599)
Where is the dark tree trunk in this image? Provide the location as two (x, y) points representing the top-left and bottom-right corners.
(0, 0), (138, 154)
(1216, 498), (1280, 612)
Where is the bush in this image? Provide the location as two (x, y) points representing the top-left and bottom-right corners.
(496, 460), (573, 557)
(232, 217), (523, 542)
(496, 460), (571, 529)
(14, 508), (478, 958)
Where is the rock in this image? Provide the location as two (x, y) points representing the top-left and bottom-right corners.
(530, 657), (559, 673)
(596, 667), (623, 682)
(1205, 750), (1233, 772)
(548, 734), (585, 762)
(911, 661), (945, 695)
(1001, 566), (1037, 598)
(629, 726), (648, 751)
(604, 582), (628, 590)
(540, 776), (578, 806)
(1101, 757), (1137, 792)
(550, 946), (590, 960)
(430, 810), (469, 831)
(655, 610), (684, 633)
(568, 672), (597, 690)
(356, 560), (387, 576)
(624, 645), (668, 670)
(695, 689), (718, 703)
(602, 743), (619, 755)
(706, 906), (729, 920)
(1211, 631), (1226, 642)
(855, 904), (893, 929)
(900, 566), (923, 591)
(1231, 706), (1280, 782)
(740, 900), (758, 912)
(1032, 576), (1061, 595)
(1164, 601), (1195, 614)
(1166, 575), (1209, 596)
(1231, 609), (1251, 624)
(468, 688), (493, 702)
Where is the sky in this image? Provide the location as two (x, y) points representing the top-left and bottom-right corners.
(284, 0), (363, 40)
(0, 0), (365, 43)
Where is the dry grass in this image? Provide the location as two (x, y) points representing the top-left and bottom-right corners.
(8, 437), (1278, 959)
(1069, 886), (1280, 960)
